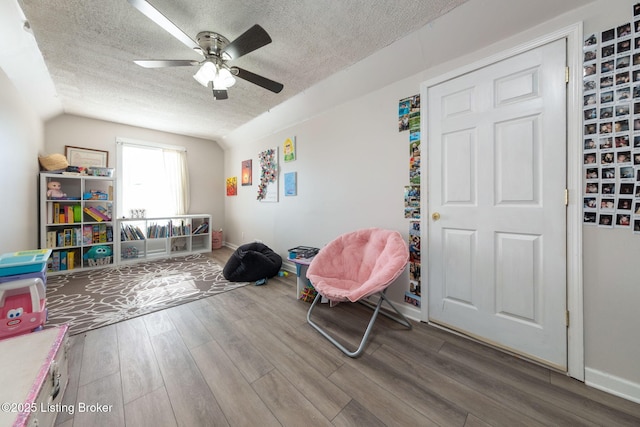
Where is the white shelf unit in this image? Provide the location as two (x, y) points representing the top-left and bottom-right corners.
(39, 173), (116, 274)
(118, 215), (211, 263)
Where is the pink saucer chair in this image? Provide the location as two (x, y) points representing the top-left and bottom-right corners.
(306, 228), (412, 357)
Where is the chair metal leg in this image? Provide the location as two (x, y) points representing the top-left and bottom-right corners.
(306, 290), (412, 358)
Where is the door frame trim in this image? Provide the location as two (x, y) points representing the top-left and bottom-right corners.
(419, 23), (584, 380)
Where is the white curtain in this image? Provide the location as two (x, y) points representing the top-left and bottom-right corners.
(163, 148), (190, 215)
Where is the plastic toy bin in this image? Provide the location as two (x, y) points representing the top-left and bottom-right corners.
(0, 250), (52, 278)
(0, 264), (47, 287)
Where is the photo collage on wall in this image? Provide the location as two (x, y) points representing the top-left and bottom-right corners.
(583, 3), (640, 233)
(257, 147), (278, 202)
(399, 94), (422, 307)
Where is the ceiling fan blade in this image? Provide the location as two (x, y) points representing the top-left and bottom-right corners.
(128, 0), (201, 52)
(134, 60), (199, 68)
(234, 67), (284, 93)
(213, 89), (228, 100)
(223, 25), (272, 60)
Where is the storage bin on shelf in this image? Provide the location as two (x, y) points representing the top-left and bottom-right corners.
(86, 256), (112, 267)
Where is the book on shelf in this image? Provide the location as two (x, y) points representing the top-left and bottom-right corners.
(73, 205), (82, 222)
(147, 223), (168, 238)
(193, 222), (209, 234)
(64, 206), (72, 223)
(95, 204), (113, 219)
(83, 206), (109, 222)
(51, 252), (60, 272)
(169, 219), (191, 236)
(89, 206), (110, 221)
(47, 231), (57, 248)
(60, 251), (67, 271)
(82, 225), (92, 245)
(48, 249), (78, 272)
(121, 223), (145, 241)
(63, 228), (72, 246)
(53, 203), (60, 223)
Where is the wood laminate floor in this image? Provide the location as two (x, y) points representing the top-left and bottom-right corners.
(54, 248), (640, 426)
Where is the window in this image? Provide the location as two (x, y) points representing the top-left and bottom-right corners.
(116, 138), (190, 218)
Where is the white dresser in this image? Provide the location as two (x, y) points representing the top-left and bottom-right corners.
(0, 325), (69, 427)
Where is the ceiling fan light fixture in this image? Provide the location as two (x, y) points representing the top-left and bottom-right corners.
(214, 67), (236, 88)
(194, 62), (236, 89)
(193, 61), (217, 87)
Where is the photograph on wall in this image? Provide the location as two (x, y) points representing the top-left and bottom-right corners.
(404, 185), (420, 219)
(410, 138), (421, 158)
(241, 159), (252, 186)
(399, 94), (421, 133)
(406, 220), (421, 307)
(257, 147), (278, 202)
(581, 3), (640, 236)
(226, 176), (237, 196)
(408, 222), (420, 265)
(283, 137), (296, 162)
(284, 171), (297, 196)
(409, 155), (421, 185)
(398, 97), (411, 131)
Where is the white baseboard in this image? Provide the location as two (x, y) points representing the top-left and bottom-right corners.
(395, 301), (422, 322)
(585, 367), (640, 404)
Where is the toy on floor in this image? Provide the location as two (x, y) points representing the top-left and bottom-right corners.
(299, 283), (317, 303)
(0, 277), (47, 339)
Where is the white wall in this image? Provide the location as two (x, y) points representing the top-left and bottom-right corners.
(0, 68), (44, 254)
(223, 0), (640, 402)
(579, 0), (640, 402)
(44, 114), (226, 231)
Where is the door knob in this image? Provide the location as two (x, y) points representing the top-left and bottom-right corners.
(432, 212), (441, 221)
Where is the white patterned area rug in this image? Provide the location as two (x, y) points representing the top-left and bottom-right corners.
(45, 254), (246, 335)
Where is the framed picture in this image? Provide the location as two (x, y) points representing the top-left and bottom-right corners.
(226, 177), (237, 196)
(65, 146), (109, 167)
(284, 171), (297, 196)
(283, 137), (296, 162)
(241, 159), (252, 186)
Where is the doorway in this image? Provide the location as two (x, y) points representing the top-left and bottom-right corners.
(422, 30), (582, 373)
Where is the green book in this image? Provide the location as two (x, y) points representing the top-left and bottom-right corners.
(73, 205), (82, 222)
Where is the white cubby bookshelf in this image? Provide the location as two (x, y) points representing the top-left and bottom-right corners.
(118, 215), (211, 263)
(39, 172), (116, 274)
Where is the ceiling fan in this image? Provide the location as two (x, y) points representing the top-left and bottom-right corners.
(128, 0), (284, 100)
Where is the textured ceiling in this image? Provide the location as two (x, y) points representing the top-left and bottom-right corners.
(17, 0), (469, 141)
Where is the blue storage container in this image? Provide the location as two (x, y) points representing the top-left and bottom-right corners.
(0, 250), (52, 277)
(0, 263), (47, 287)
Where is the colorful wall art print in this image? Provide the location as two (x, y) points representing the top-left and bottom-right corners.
(241, 159), (252, 186)
(284, 171), (297, 196)
(257, 147), (278, 202)
(283, 137), (296, 162)
(226, 176), (237, 196)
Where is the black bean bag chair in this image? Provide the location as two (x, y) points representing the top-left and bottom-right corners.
(223, 242), (282, 282)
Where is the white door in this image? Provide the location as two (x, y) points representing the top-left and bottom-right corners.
(427, 39), (567, 370)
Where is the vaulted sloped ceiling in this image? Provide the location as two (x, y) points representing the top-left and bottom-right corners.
(16, 0), (469, 141)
